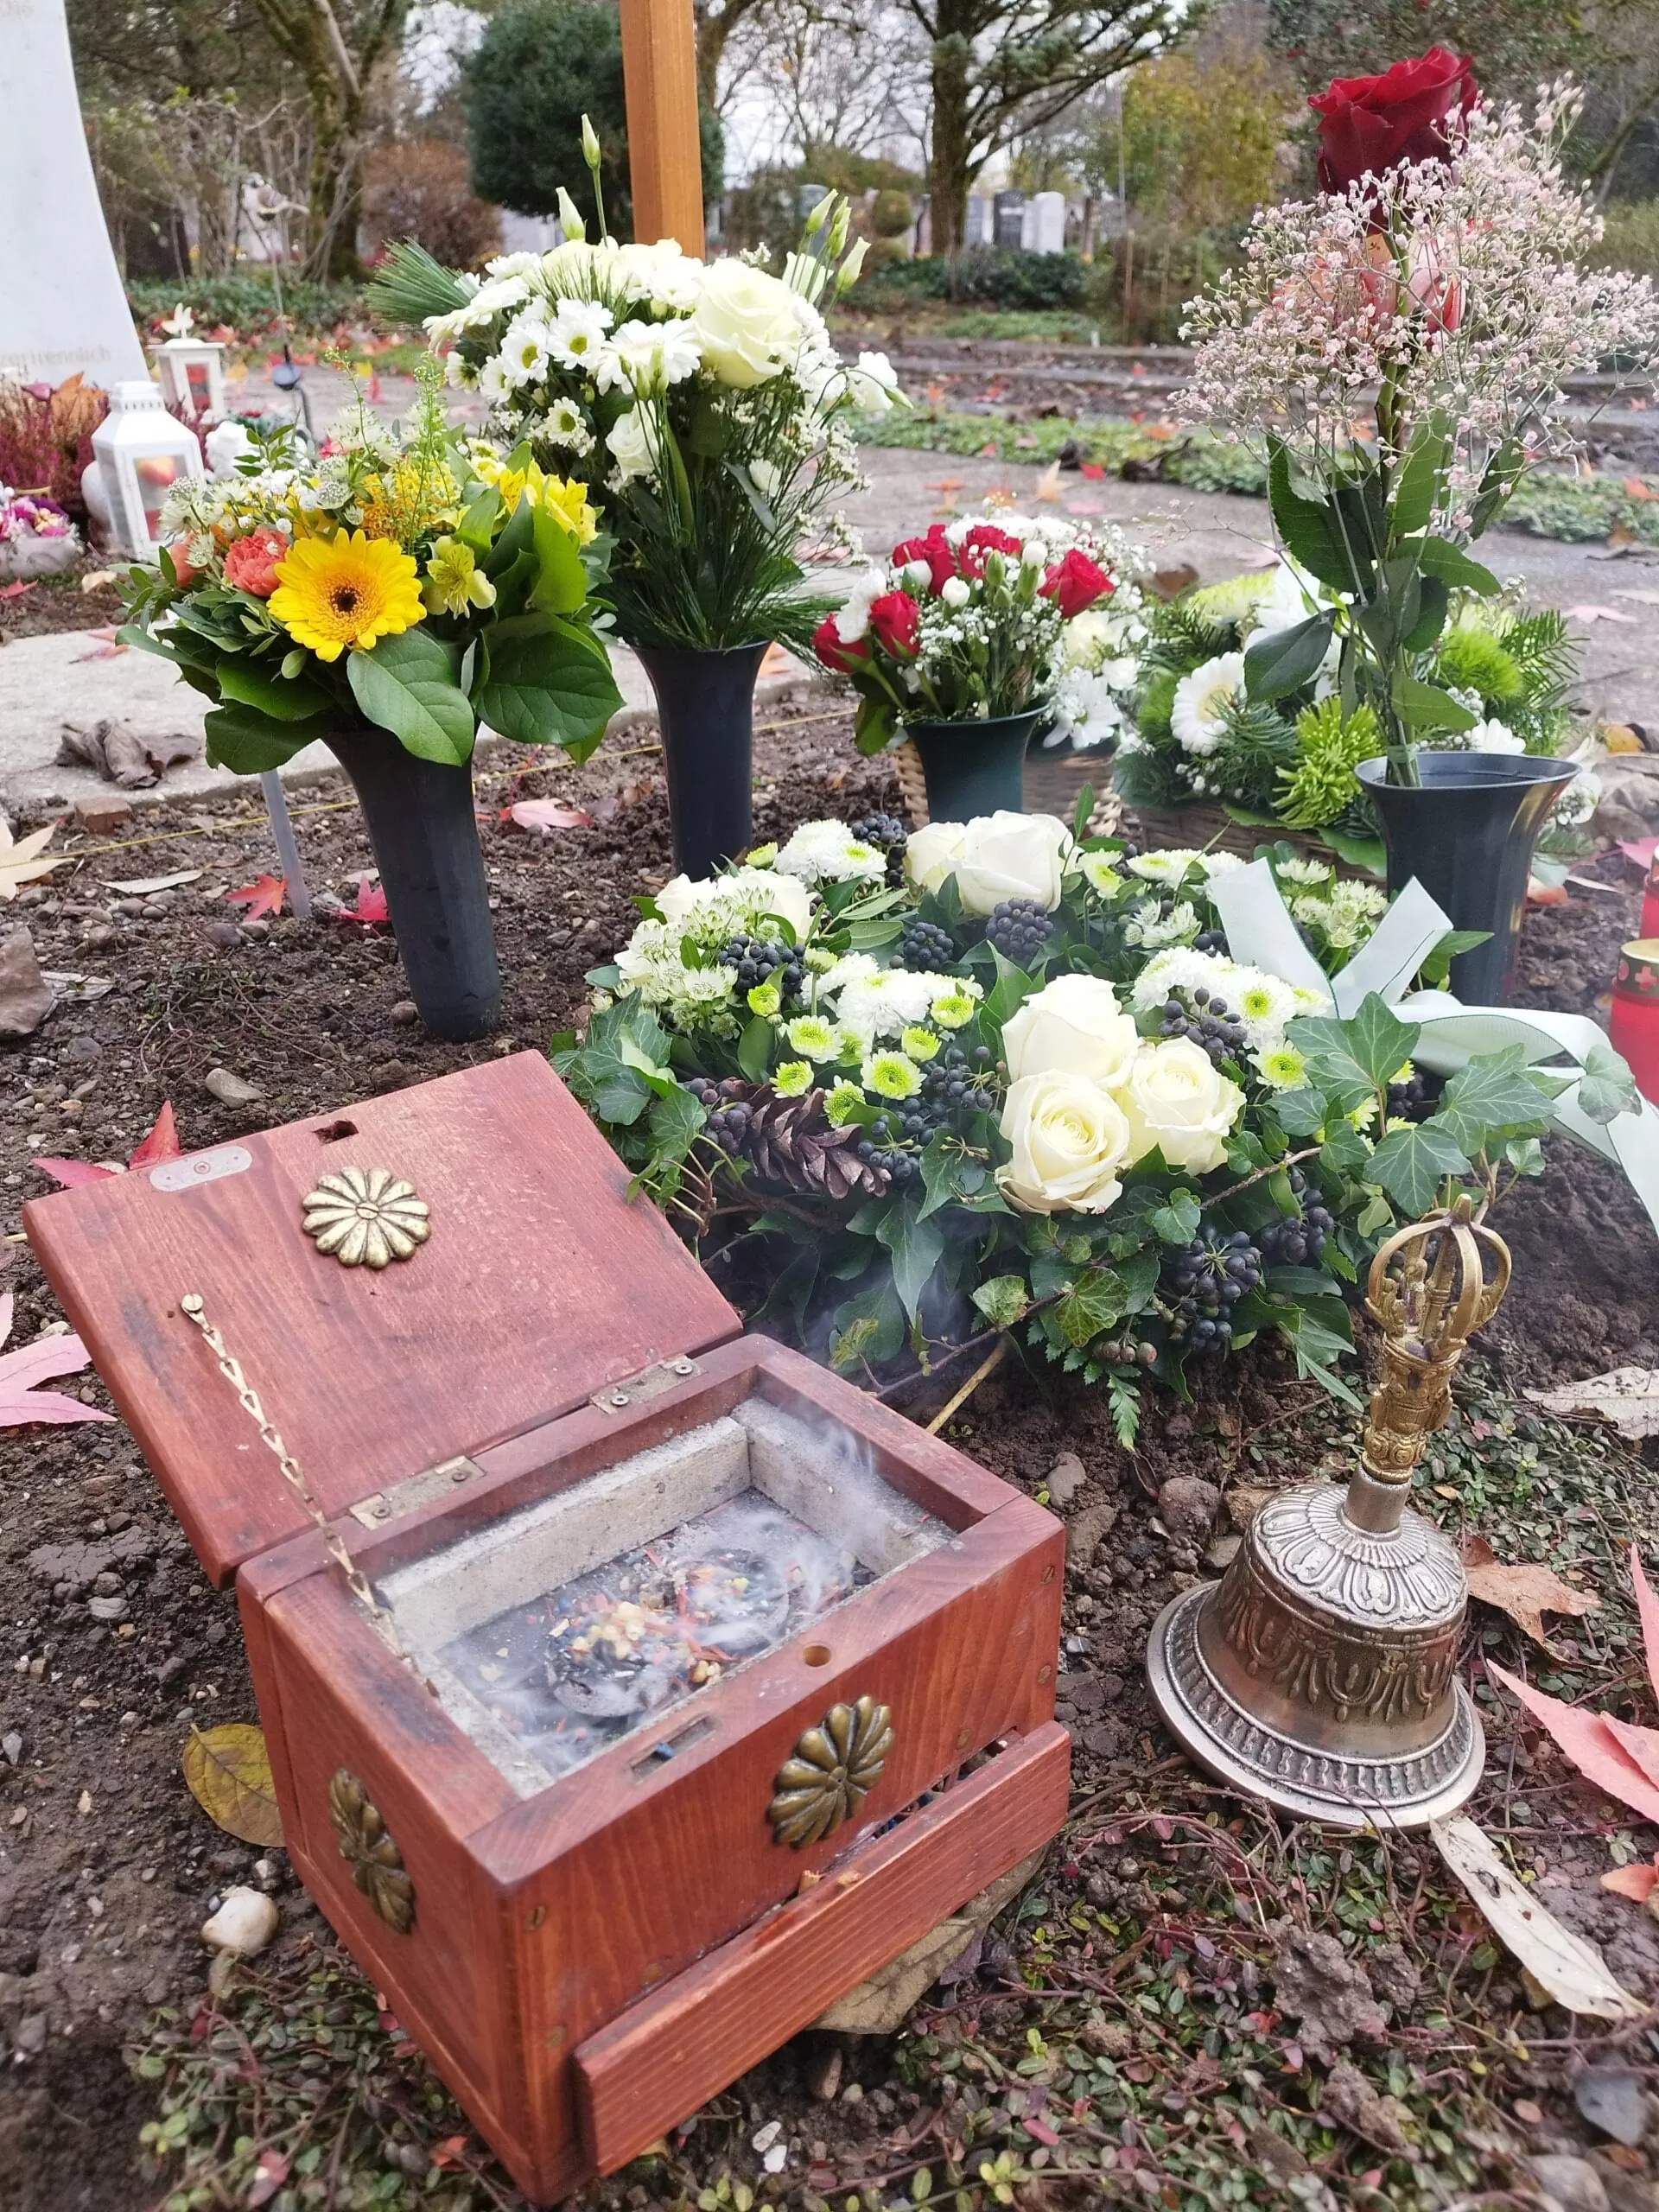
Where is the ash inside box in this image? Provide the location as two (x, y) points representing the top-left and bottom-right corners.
(379, 1397), (952, 1796)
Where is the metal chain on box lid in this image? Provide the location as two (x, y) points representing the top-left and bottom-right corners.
(177, 1291), (409, 1665)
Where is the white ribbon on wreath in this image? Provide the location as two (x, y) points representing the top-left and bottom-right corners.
(1209, 860), (1659, 1237)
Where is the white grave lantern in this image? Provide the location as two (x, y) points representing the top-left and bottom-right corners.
(151, 304), (226, 422)
(88, 381), (205, 560)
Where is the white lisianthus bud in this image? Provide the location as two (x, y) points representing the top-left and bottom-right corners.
(556, 187), (586, 243)
(996, 1072), (1132, 1215)
(1001, 975), (1139, 1088)
(836, 238), (869, 293)
(941, 576), (970, 608)
(1021, 541), (1047, 568)
(581, 112), (601, 170)
(827, 200), (850, 257)
(1118, 1039), (1244, 1174)
(902, 559), (931, 590)
(804, 193), (833, 235)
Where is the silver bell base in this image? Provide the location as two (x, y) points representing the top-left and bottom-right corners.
(1147, 1582), (1484, 1830)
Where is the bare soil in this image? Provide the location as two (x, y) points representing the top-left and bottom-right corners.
(1, 714), (1657, 2212)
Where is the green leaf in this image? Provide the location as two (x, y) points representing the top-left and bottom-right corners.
(202, 702), (313, 775)
(1389, 420), (1451, 538)
(1401, 575), (1449, 654)
(853, 696), (897, 756)
(1275, 1306), (1364, 1410)
(1578, 1039), (1642, 1126)
(1318, 828), (1387, 875)
(972, 1274), (1030, 1327)
(474, 616), (622, 760)
(1072, 783), (1096, 844)
(1367, 1121), (1471, 1215)
(529, 505), (589, 615)
(1267, 1086), (1328, 1137)
(878, 1207), (945, 1320)
(1434, 1046), (1560, 1153)
(214, 656), (332, 721)
(346, 630), (475, 766)
(644, 1082), (705, 1164)
(1356, 1185), (1395, 1236)
(1267, 441), (1360, 595)
(1054, 1268), (1128, 1347)
(1243, 612), (1334, 702)
(457, 486), (501, 553)
(1393, 671), (1477, 734)
(1414, 537), (1502, 595)
(736, 1014), (773, 1083)
(1418, 927), (1491, 988)
(1149, 1191), (1200, 1244)
(1345, 993), (1421, 1090)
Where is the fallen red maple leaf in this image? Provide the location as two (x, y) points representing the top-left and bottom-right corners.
(1079, 461), (1106, 480)
(0, 581), (35, 601)
(0, 1292), (112, 1427)
(329, 876), (390, 927)
(1491, 1548), (1659, 1830)
(34, 1101), (183, 1188)
(506, 798), (595, 835)
(226, 874), (286, 920)
(1602, 1858), (1659, 1903)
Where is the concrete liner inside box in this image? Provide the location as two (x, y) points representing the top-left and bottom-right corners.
(379, 1396), (952, 1798)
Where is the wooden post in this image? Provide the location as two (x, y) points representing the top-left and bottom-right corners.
(619, 0), (706, 258)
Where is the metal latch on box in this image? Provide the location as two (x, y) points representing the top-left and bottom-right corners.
(350, 1454), (483, 1528)
(591, 1355), (701, 1414)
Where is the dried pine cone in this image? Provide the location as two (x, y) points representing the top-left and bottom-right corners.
(701, 1081), (891, 1201)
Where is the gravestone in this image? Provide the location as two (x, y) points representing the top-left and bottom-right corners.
(1023, 191), (1066, 255)
(992, 192), (1025, 250)
(0, 0), (147, 385)
(964, 195), (994, 248)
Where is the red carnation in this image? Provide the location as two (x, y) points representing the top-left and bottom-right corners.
(1040, 549), (1112, 620)
(958, 522), (1023, 576)
(813, 612), (868, 673)
(868, 590), (921, 658)
(1310, 47), (1477, 198)
(222, 526), (290, 599)
(890, 524), (957, 594)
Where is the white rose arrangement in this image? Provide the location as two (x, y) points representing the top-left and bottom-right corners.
(375, 158), (903, 658)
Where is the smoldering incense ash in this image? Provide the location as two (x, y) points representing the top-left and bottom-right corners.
(440, 1492), (871, 1782)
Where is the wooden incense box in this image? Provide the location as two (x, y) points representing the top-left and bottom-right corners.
(25, 1053), (1068, 2202)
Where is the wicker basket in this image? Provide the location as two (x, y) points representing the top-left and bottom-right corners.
(1126, 787), (1377, 879)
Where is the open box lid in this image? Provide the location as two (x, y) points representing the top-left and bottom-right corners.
(23, 1052), (741, 1586)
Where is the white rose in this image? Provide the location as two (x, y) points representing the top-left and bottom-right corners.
(1001, 975), (1140, 1088)
(997, 1072), (1131, 1215)
(903, 821), (967, 895)
(657, 868), (811, 940)
(1118, 1039), (1243, 1174)
(606, 405), (659, 483)
(953, 811), (1071, 917)
(690, 260), (801, 388)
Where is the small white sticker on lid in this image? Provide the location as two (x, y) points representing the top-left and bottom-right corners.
(149, 1147), (253, 1192)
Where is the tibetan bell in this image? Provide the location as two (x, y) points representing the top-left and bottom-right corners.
(1147, 1196), (1510, 1828)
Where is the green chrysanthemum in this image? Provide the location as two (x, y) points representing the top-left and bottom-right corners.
(1258, 1045), (1307, 1090)
(902, 1025), (941, 1062)
(773, 1060), (812, 1096)
(824, 1080), (867, 1126)
(786, 1015), (840, 1059)
(747, 981), (781, 1017)
(862, 1050), (922, 1100)
(931, 988), (978, 1030)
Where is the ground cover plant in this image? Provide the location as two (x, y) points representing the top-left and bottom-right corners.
(0, 700), (1657, 2210)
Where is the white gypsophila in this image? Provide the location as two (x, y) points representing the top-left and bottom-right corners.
(772, 818), (887, 886)
(1551, 766), (1595, 827)
(1171, 653), (1247, 755)
(1125, 900), (1202, 949)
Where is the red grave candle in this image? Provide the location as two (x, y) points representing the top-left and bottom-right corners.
(1610, 936), (1659, 1105)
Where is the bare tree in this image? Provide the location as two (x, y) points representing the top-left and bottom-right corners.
(721, 0), (926, 168)
(250, 0), (413, 275)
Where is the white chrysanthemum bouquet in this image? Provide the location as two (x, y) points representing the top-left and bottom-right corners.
(373, 149), (900, 657)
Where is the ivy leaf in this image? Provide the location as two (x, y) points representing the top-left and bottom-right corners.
(1419, 928), (1491, 988)
(1367, 1121), (1471, 1215)
(973, 1274), (1031, 1327)
(1150, 1191), (1201, 1244)
(1054, 1268), (1128, 1347)
(1434, 1047), (1560, 1153)
(1274, 1306), (1364, 1411)
(1579, 1039), (1642, 1126)
(1356, 1185), (1395, 1236)
(1345, 993), (1421, 1090)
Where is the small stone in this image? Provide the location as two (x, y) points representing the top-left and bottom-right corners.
(1044, 1452), (1086, 1507)
(1204, 1534), (1242, 1572)
(82, 924), (116, 949)
(60, 1033), (101, 1065)
(238, 919), (270, 941)
(752, 2120), (783, 2154)
(13, 2012), (47, 2057)
(73, 796), (132, 834)
(200, 1886), (279, 1957)
(1078, 2017), (1134, 2059)
(1529, 2154), (1611, 2212)
(1066, 1500), (1119, 1571)
(251, 1857), (278, 1887)
(1576, 2068), (1649, 2148)
(204, 921), (241, 949)
(204, 1067), (264, 1104)
(118, 1711), (139, 1731)
(0, 928), (53, 1039)
(369, 1059), (409, 1088)
(390, 1001), (419, 1026)
(1, 1732), (19, 1764)
(842, 2082), (864, 2104)
(86, 1594), (127, 1622)
(806, 2045), (842, 2101)
(1158, 1476), (1222, 1542)
(76, 1789), (92, 1814)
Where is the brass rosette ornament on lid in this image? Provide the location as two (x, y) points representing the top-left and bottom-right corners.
(1147, 1196), (1510, 1828)
(301, 1166), (430, 1269)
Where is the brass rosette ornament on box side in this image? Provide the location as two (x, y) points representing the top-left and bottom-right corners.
(768, 1696), (894, 1847)
(1147, 1197), (1510, 1828)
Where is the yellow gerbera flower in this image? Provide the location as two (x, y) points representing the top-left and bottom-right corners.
(269, 531), (426, 662)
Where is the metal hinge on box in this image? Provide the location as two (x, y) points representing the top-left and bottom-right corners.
(350, 1454), (484, 1528)
(590, 1355), (701, 1414)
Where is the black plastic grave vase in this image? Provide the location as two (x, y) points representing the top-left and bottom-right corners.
(635, 641), (769, 878)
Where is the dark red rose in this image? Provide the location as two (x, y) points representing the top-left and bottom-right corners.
(1040, 549), (1112, 619)
(868, 590), (922, 658)
(813, 612), (867, 673)
(1310, 47), (1477, 196)
(958, 522), (1023, 576)
(891, 524), (957, 593)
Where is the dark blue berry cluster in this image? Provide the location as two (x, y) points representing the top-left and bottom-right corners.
(1160, 988), (1247, 1068)
(1163, 1227), (1262, 1350)
(897, 918), (957, 972)
(985, 898), (1053, 963)
(1257, 1167), (1335, 1266)
(719, 933), (804, 1000)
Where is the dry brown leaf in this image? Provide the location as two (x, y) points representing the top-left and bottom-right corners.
(1600, 1860), (1659, 1904)
(181, 1723), (284, 1847)
(1432, 1816), (1645, 2019)
(1526, 1368), (1659, 1440)
(1461, 1534), (1600, 1646)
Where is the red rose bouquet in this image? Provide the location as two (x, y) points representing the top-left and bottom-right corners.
(813, 512), (1144, 756)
